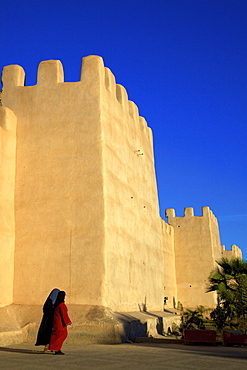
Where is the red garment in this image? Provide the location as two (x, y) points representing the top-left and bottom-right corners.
(49, 302), (72, 351)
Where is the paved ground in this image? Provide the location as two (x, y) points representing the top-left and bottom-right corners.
(0, 341), (246, 369)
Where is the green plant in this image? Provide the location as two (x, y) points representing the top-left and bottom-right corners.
(210, 305), (228, 330)
(181, 307), (206, 331)
(207, 257), (247, 333)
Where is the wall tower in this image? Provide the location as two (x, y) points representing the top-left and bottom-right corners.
(0, 56), (164, 311)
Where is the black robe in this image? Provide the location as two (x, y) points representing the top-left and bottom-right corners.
(35, 297), (55, 346)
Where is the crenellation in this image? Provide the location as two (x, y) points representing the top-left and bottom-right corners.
(161, 218), (173, 235)
(37, 60), (64, 84)
(202, 206), (211, 217)
(2, 65), (25, 87)
(116, 84), (128, 107)
(202, 206), (218, 224)
(104, 65), (142, 120)
(139, 116), (148, 129)
(128, 100), (139, 120)
(165, 208), (175, 219)
(104, 67), (116, 91)
(103, 64), (145, 126)
(80, 55), (105, 90)
(231, 244), (242, 258)
(147, 127), (154, 148)
(165, 206), (218, 220)
(104, 65), (141, 121)
(184, 207), (194, 217)
(1, 56), (146, 131)
(221, 244), (242, 259)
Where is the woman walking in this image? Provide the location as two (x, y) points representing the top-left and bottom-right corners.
(35, 288), (60, 352)
(49, 291), (72, 355)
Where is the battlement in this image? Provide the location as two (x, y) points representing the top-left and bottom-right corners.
(161, 218), (173, 236)
(221, 244), (242, 259)
(1, 55), (147, 126)
(166, 206), (217, 221)
(1, 57), (102, 87)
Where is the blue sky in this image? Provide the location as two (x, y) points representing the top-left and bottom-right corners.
(1, 0), (247, 259)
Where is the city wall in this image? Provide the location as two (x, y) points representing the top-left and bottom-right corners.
(1, 58), (108, 306)
(101, 65), (164, 311)
(165, 206), (242, 308)
(161, 219), (177, 308)
(1, 56), (164, 311)
(0, 55), (242, 327)
(221, 244), (242, 259)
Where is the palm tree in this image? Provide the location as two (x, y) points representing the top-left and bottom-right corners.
(181, 307), (205, 330)
(207, 257), (247, 333)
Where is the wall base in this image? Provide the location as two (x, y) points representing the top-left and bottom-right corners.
(0, 305), (181, 346)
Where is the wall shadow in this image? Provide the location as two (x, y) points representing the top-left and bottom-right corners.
(115, 313), (148, 342)
(133, 342), (247, 360)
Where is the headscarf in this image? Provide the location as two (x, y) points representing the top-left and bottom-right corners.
(54, 291), (66, 307)
(49, 288), (60, 305)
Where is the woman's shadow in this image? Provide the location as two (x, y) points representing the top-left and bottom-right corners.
(0, 347), (51, 355)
